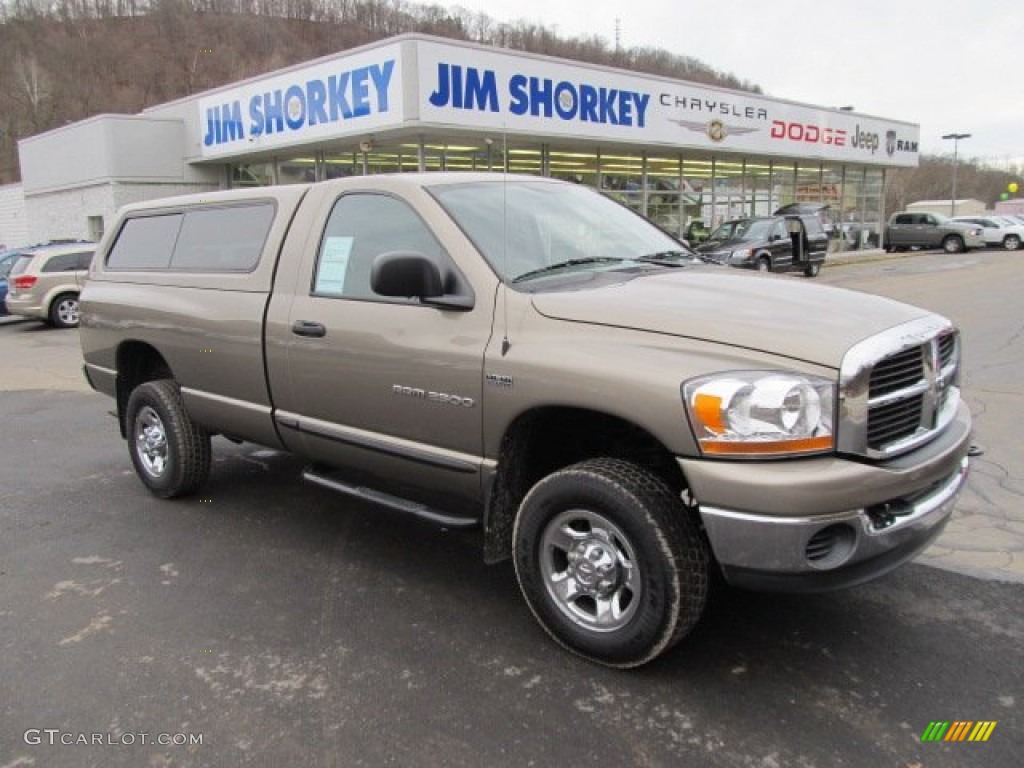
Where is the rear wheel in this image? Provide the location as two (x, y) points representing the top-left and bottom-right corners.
(1003, 235), (1021, 251)
(942, 235), (965, 254)
(803, 262), (821, 278)
(48, 293), (80, 328)
(513, 458), (709, 668)
(125, 379), (211, 498)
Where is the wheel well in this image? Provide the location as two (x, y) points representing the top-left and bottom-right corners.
(483, 407), (687, 563)
(115, 342), (173, 437)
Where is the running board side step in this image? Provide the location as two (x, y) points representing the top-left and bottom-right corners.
(302, 466), (480, 529)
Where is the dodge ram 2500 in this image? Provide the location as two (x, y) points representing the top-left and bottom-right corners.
(80, 174), (972, 667)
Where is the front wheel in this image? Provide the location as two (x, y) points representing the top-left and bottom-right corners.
(125, 379), (211, 498)
(48, 293), (80, 328)
(942, 235), (965, 254)
(757, 256), (772, 273)
(803, 262), (821, 278)
(513, 458), (709, 668)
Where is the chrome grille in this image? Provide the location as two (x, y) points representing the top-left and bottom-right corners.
(938, 333), (957, 368)
(869, 346), (923, 398)
(838, 317), (961, 460)
(867, 393), (925, 449)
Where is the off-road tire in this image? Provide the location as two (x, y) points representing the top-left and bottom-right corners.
(125, 379), (211, 498)
(513, 458), (709, 668)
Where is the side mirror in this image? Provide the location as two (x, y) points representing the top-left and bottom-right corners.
(371, 251), (443, 299)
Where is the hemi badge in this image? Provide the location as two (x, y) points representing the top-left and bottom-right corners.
(486, 373), (513, 388)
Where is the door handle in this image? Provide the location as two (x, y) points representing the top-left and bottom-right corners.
(291, 320), (326, 338)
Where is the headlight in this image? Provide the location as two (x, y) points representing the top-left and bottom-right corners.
(729, 248), (752, 263)
(683, 372), (835, 457)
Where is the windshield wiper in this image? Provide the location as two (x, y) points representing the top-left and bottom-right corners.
(511, 257), (628, 283)
(637, 250), (710, 266)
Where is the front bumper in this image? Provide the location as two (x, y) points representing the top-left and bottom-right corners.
(679, 402), (972, 591)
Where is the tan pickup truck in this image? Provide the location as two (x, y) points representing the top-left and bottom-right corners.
(80, 173), (972, 667)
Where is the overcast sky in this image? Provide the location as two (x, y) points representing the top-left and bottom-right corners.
(446, 0), (1023, 166)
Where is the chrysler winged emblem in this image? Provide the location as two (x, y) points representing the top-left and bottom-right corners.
(669, 118), (759, 143)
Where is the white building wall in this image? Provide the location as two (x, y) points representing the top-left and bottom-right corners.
(25, 181), (219, 243)
(0, 183), (29, 248)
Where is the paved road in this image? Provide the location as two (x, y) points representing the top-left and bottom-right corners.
(1, 250), (1022, 767)
(820, 249), (1024, 583)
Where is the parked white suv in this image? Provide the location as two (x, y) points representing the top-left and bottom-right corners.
(952, 215), (1023, 251)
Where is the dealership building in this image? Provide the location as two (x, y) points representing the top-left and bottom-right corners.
(5, 34), (920, 248)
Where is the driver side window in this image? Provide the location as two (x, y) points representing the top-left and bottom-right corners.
(313, 193), (447, 301)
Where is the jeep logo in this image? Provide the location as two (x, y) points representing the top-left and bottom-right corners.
(851, 124), (880, 154)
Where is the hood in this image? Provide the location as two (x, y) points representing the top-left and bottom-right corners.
(530, 270), (930, 368)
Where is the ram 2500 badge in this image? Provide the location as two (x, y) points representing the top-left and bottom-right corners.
(80, 174), (971, 667)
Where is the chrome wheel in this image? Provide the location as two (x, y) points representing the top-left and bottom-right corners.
(134, 406), (169, 478)
(125, 379), (211, 498)
(942, 236), (964, 254)
(539, 508), (641, 632)
(49, 293), (81, 328)
(514, 459), (710, 667)
(57, 297), (79, 326)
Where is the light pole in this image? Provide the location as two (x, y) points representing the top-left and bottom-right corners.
(941, 132), (971, 217)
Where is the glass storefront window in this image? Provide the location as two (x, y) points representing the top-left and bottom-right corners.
(744, 161), (773, 217)
(322, 151), (359, 180)
(275, 155), (317, 185)
(772, 161), (797, 215)
(230, 162), (275, 187)
(227, 143), (890, 256)
(795, 162), (823, 206)
(645, 154), (682, 237)
(599, 153), (645, 215)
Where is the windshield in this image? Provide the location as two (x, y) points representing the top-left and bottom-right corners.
(708, 219), (773, 242)
(428, 180), (686, 283)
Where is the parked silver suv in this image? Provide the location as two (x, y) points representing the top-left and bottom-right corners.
(884, 212), (983, 254)
(5, 242), (96, 327)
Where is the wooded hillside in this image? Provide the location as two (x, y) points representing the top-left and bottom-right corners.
(0, 0), (760, 183)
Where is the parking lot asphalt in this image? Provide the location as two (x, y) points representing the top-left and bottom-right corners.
(2, 389), (1021, 768)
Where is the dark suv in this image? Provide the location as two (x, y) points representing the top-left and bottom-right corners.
(695, 208), (828, 277)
